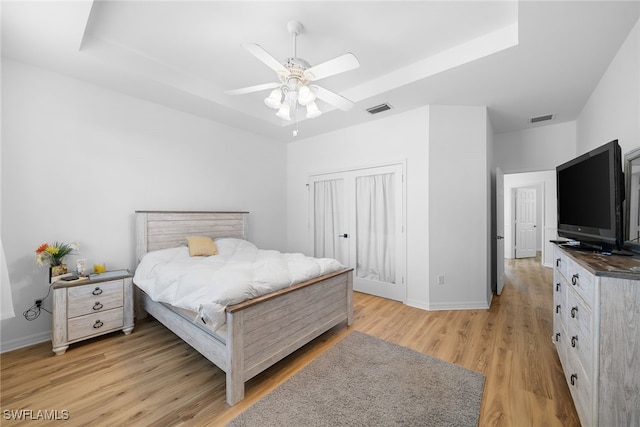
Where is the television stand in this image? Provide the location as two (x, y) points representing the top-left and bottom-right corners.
(552, 244), (640, 425)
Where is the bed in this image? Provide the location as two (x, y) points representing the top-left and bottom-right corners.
(134, 211), (353, 405)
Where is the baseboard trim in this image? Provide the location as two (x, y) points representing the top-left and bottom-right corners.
(1, 331), (51, 354)
(406, 299), (490, 311)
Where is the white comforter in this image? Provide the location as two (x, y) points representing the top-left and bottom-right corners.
(133, 238), (344, 332)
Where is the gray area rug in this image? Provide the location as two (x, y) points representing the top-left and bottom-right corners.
(228, 331), (485, 426)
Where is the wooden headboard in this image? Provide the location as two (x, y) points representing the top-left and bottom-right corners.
(135, 211), (249, 263)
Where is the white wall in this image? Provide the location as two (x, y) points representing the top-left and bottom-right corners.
(428, 105), (490, 310)
(287, 106), (430, 307)
(287, 105), (490, 311)
(1, 59), (287, 351)
(494, 121), (577, 174)
(577, 18), (640, 156)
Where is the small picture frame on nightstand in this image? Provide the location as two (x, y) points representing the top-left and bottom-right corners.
(75, 259), (86, 275)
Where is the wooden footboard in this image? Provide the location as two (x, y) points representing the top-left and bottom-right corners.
(225, 268), (353, 405)
(135, 268), (353, 405)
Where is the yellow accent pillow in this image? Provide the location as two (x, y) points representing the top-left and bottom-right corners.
(186, 236), (219, 257)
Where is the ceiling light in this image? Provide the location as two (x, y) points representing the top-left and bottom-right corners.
(226, 20), (360, 134)
(264, 88), (283, 109)
(297, 85), (316, 106)
(305, 101), (322, 119)
(276, 102), (291, 121)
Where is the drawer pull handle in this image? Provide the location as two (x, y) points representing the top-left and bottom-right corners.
(571, 306), (578, 318)
(571, 336), (578, 347)
(556, 258), (561, 267)
(556, 283), (561, 292)
(92, 287), (103, 296)
(93, 320), (104, 329)
(93, 302), (103, 311)
(555, 332), (561, 342)
(571, 274), (579, 286)
(556, 305), (561, 314)
(570, 374), (577, 386)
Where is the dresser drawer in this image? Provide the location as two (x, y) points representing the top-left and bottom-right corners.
(67, 280), (124, 318)
(564, 353), (593, 426)
(566, 260), (595, 308)
(566, 320), (593, 379)
(555, 248), (569, 281)
(553, 321), (567, 372)
(567, 288), (592, 339)
(67, 308), (124, 342)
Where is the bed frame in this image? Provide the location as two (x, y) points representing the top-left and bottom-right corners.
(134, 211), (353, 405)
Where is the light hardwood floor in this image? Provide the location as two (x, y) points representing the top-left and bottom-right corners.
(1, 256), (580, 426)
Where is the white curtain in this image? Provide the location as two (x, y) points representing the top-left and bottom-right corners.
(1, 239), (15, 320)
(356, 173), (395, 283)
(314, 179), (345, 263)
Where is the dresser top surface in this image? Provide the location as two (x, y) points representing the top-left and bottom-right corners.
(555, 244), (640, 280)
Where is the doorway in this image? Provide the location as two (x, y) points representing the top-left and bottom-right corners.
(503, 170), (557, 268)
(309, 164), (406, 302)
(515, 187), (538, 258)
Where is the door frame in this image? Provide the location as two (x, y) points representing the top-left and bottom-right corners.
(308, 160), (407, 302)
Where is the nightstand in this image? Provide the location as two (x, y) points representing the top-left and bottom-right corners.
(51, 273), (134, 355)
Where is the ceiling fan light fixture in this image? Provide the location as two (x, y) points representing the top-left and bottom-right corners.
(306, 101), (322, 119)
(227, 20), (360, 132)
(297, 85), (316, 106)
(264, 88), (283, 109)
(276, 102), (291, 121)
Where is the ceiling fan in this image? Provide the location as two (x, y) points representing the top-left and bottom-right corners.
(225, 20), (360, 124)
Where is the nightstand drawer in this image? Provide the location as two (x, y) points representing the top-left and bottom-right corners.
(67, 308), (124, 342)
(67, 280), (123, 318)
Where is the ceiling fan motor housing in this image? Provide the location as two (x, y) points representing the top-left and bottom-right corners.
(281, 57), (310, 88)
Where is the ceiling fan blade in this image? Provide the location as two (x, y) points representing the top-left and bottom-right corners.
(312, 85), (355, 111)
(242, 43), (289, 75)
(225, 82), (280, 96)
(304, 53), (360, 81)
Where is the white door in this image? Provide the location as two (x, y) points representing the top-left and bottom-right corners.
(310, 164), (405, 302)
(515, 187), (537, 258)
(310, 176), (349, 266)
(496, 168), (505, 295)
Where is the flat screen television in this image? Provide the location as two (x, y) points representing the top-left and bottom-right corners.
(556, 139), (624, 252)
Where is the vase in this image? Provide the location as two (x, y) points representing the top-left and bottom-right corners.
(50, 264), (67, 283)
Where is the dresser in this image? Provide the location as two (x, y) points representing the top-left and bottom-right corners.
(52, 274), (134, 355)
(553, 244), (640, 426)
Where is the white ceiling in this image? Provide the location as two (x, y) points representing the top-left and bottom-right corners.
(2, 1), (639, 141)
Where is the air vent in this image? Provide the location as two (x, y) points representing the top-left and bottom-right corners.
(530, 113), (555, 123)
(366, 103), (392, 115)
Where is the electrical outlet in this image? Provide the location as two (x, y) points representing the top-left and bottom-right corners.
(438, 275), (445, 286)
(35, 299), (42, 307)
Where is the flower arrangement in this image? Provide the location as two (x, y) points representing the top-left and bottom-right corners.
(35, 242), (78, 267)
